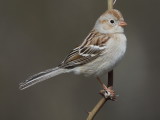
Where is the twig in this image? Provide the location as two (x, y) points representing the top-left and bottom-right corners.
(86, 70), (113, 120)
(108, 70), (114, 88)
(108, 0), (114, 10)
(86, 1), (114, 119)
(87, 98), (108, 120)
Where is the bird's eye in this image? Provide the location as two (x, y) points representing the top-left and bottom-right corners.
(110, 20), (115, 24)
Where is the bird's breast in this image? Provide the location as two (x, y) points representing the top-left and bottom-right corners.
(98, 33), (127, 74)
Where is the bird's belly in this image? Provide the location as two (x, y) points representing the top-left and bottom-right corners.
(74, 34), (127, 76)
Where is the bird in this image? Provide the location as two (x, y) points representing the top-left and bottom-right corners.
(19, 9), (127, 90)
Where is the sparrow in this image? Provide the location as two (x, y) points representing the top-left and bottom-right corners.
(19, 9), (127, 90)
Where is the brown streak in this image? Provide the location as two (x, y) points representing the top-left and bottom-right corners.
(103, 9), (123, 20)
(100, 20), (107, 24)
(67, 54), (82, 62)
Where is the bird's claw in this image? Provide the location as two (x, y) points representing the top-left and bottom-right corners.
(97, 77), (117, 100)
(100, 87), (116, 101)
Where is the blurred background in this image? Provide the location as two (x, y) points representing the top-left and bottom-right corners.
(0, 0), (160, 120)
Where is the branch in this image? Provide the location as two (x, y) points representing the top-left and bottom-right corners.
(108, 70), (114, 88)
(86, 0), (114, 120)
(86, 70), (113, 120)
(108, 0), (114, 10)
(87, 98), (107, 120)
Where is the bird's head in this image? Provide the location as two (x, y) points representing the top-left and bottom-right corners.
(94, 9), (127, 34)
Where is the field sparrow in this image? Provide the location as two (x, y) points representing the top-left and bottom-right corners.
(19, 9), (127, 90)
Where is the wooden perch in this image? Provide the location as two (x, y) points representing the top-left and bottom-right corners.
(86, 70), (114, 120)
(86, 0), (114, 120)
(108, 0), (114, 10)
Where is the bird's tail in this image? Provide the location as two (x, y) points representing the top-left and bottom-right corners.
(19, 67), (67, 90)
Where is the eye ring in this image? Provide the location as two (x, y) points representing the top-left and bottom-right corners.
(110, 20), (115, 24)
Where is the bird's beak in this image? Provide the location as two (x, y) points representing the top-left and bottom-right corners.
(119, 21), (127, 27)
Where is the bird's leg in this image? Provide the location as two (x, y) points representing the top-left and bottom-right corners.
(97, 77), (116, 100)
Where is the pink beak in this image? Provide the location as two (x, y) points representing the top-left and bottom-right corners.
(119, 21), (127, 27)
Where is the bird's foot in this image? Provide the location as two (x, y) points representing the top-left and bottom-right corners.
(99, 87), (116, 101)
(97, 77), (117, 101)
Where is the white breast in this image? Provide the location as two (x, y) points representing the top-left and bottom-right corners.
(73, 34), (127, 76)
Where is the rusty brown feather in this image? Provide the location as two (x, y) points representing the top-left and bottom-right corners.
(59, 30), (110, 69)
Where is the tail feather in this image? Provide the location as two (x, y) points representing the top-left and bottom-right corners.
(19, 67), (66, 90)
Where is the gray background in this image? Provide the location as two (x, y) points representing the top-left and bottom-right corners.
(0, 0), (160, 120)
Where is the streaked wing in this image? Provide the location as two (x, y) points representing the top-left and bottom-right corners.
(59, 30), (110, 69)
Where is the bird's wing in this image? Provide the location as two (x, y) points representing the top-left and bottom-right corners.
(59, 30), (110, 69)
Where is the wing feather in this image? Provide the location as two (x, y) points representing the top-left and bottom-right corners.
(59, 30), (110, 69)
